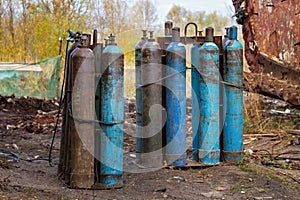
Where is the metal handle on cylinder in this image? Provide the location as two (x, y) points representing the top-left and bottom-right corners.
(184, 22), (198, 44)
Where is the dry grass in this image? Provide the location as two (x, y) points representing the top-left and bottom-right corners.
(243, 92), (296, 134)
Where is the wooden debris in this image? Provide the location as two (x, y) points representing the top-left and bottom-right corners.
(285, 130), (300, 136)
(244, 133), (278, 138)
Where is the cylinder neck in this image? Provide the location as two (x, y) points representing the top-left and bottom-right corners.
(229, 26), (238, 40)
(165, 21), (173, 36)
(198, 30), (203, 37)
(93, 29), (97, 45)
(82, 34), (91, 46)
(141, 30), (147, 40)
(225, 27), (230, 36)
(172, 27), (180, 42)
(148, 31), (155, 42)
(74, 37), (81, 42)
(104, 38), (109, 46)
(205, 27), (214, 42)
(109, 34), (117, 45)
(80, 35), (88, 45)
(74, 31), (82, 42)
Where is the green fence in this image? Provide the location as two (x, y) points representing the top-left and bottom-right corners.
(0, 56), (62, 98)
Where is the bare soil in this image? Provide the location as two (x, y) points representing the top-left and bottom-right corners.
(0, 95), (299, 200)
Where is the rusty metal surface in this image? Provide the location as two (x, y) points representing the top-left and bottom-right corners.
(233, 0), (300, 84)
(258, 53), (300, 85)
(99, 36), (124, 187)
(135, 30), (148, 159)
(141, 35), (163, 168)
(244, 71), (300, 107)
(69, 46), (95, 189)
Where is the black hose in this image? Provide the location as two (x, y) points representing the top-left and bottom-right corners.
(0, 36), (72, 167)
(48, 39), (70, 167)
(0, 148), (50, 163)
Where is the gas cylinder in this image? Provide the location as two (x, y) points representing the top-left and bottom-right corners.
(64, 32), (85, 183)
(59, 31), (81, 178)
(222, 25), (243, 162)
(99, 34), (124, 188)
(135, 30), (148, 161)
(198, 27), (220, 164)
(64, 33), (93, 183)
(165, 27), (186, 166)
(141, 31), (163, 168)
(162, 21), (173, 157)
(69, 34), (95, 189)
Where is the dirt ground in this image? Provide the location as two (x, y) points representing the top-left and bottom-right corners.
(0, 95), (300, 200)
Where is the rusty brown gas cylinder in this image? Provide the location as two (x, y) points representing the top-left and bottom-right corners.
(69, 45), (95, 189)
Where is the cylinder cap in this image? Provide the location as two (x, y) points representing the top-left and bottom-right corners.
(148, 31), (155, 42)
(165, 21), (173, 36)
(205, 27), (214, 42)
(229, 25), (238, 40)
(83, 34), (91, 46)
(104, 38), (109, 46)
(225, 27), (230, 35)
(80, 34), (88, 45)
(198, 30), (203, 36)
(142, 30), (147, 39)
(75, 31), (82, 42)
(172, 27), (180, 42)
(109, 34), (117, 45)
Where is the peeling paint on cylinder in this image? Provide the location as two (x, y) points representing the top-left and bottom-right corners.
(165, 27), (186, 166)
(135, 30), (148, 161)
(233, 0), (300, 74)
(222, 25), (244, 162)
(70, 45), (95, 189)
(141, 31), (163, 168)
(99, 35), (124, 188)
(198, 27), (220, 165)
(65, 40), (81, 183)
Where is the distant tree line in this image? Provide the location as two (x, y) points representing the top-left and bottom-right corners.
(0, 0), (229, 63)
(166, 5), (229, 36)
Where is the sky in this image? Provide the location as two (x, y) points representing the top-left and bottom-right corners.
(153, 0), (235, 22)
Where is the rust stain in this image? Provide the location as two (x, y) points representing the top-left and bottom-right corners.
(233, 0), (300, 75)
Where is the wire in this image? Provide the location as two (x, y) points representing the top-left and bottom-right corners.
(48, 39), (70, 167)
(68, 104), (124, 125)
(135, 68), (187, 89)
(0, 38), (71, 167)
(0, 148), (50, 163)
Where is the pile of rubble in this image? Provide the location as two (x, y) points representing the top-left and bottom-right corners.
(0, 95), (59, 134)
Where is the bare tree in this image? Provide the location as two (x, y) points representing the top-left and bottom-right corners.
(166, 5), (229, 35)
(130, 0), (158, 29)
(7, 0), (15, 45)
